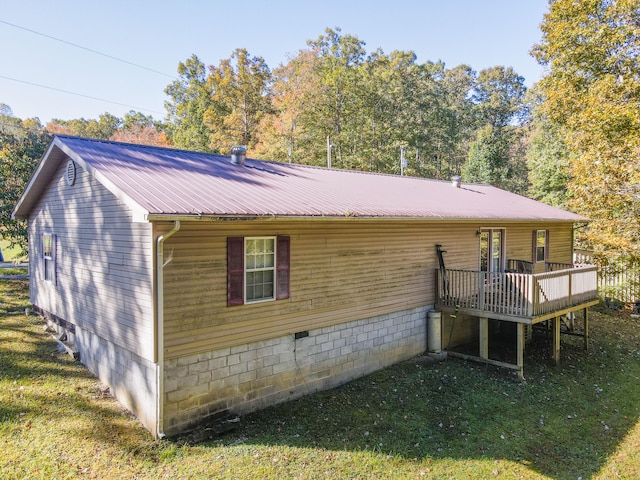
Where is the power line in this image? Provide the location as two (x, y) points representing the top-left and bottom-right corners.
(0, 74), (165, 116)
(0, 19), (176, 79)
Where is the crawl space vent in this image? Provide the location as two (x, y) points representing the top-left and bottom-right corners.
(66, 160), (76, 186)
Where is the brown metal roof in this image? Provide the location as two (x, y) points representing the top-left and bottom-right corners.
(13, 136), (588, 223)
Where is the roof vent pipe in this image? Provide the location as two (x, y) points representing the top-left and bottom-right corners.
(231, 146), (247, 165)
(452, 175), (462, 188)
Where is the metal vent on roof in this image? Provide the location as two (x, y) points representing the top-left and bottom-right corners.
(230, 146), (247, 165)
(66, 160), (76, 186)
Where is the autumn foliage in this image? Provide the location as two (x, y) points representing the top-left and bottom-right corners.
(533, 0), (640, 266)
(5, 11), (640, 269)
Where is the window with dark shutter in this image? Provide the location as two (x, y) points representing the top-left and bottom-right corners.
(227, 235), (291, 306)
(227, 237), (244, 306)
(245, 237), (276, 302)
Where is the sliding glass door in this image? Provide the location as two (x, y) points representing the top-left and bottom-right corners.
(479, 229), (505, 273)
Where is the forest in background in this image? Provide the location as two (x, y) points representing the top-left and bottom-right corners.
(1, 0), (639, 284)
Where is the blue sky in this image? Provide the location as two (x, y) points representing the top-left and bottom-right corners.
(1, 1), (549, 124)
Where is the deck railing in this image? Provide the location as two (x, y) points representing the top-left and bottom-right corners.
(545, 261), (576, 272)
(437, 264), (598, 318)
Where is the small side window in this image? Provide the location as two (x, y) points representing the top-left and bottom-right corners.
(43, 233), (57, 284)
(535, 230), (547, 263)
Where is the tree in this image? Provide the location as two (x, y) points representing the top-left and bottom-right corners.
(362, 50), (403, 173)
(161, 28), (527, 183)
(473, 66), (526, 128)
(434, 64), (478, 177)
(164, 54), (213, 151)
(462, 66), (527, 192)
(0, 103), (13, 117)
(294, 27), (366, 168)
(463, 125), (511, 186)
(254, 49), (323, 163)
(112, 111), (171, 147)
(525, 87), (570, 207)
(204, 48), (272, 152)
(121, 111), (157, 130)
(111, 124), (171, 147)
(533, 0), (640, 263)
(0, 109), (51, 252)
(46, 112), (120, 139)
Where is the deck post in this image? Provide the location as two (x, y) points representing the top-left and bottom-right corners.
(516, 323), (525, 382)
(583, 307), (589, 351)
(527, 275), (535, 317)
(552, 316), (561, 366)
(568, 270), (573, 306)
(479, 317), (489, 360)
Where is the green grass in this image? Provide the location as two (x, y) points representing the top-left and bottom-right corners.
(1, 278), (639, 479)
(0, 267), (28, 276)
(0, 239), (24, 262)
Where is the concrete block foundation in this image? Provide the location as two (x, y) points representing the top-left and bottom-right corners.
(163, 306), (430, 436)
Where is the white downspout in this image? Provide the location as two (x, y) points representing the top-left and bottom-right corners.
(155, 220), (180, 439)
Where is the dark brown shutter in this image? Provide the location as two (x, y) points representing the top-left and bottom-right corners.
(532, 230), (550, 263)
(276, 235), (290, 300)
(545, 230), (549, 261)
(39, 234), (45, 281)
(227, 237), (244, 306)
(51, 234), (57, 286)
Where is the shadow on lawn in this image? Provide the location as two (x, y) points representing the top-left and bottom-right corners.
(217, 307), (640, 479)
(3, 277), (639, 478)
(0, 303), (159, 463)
(0, 279), (30, 315)
(0, 315), (86, 381)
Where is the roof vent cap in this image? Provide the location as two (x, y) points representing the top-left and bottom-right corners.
(231, 146), (247, 165)
(66, 160), (76, 186)
(451, 175), (462, 188)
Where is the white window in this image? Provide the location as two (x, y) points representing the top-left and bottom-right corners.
(245, 237), (276, 303)
(43, 233), (56, 284)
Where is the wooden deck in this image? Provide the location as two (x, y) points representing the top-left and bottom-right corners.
(435, 264), (599, 380)
(436, 264), (598, 323)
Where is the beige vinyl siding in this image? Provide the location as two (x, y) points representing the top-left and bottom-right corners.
(546, 224), (574, 262)
(502, 223), (573, 273)
(159, 219), (574, 359)
(30, 160), (155, 360)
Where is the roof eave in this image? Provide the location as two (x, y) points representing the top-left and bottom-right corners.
(145, 213), (589, 223)
(12, 136), (149, 223)
(12, 138), (63, 220)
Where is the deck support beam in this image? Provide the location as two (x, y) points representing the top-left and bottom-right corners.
(436, 297), (598, 380)
(552, 316), (561, 366)
(516, 323), (525, 382)
(583, 307), (589, 351)
(479, 317), (489, 360)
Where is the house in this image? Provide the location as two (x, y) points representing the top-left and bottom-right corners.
(12, 135), (598, 437)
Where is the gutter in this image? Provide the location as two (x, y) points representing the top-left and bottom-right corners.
(146, 214), (586, 223)
(155, 220), (181, 439)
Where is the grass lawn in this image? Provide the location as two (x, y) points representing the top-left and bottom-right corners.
(0, 239), (24, 262)
(1, 279), (639, 479)
(0, 268), (28, 276)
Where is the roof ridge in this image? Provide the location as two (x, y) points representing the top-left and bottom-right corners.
(267, 158), (465, 184)
(55, 135), (492, 187)
(14, 136), (587, 222)
(55, 134), (223, 158)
